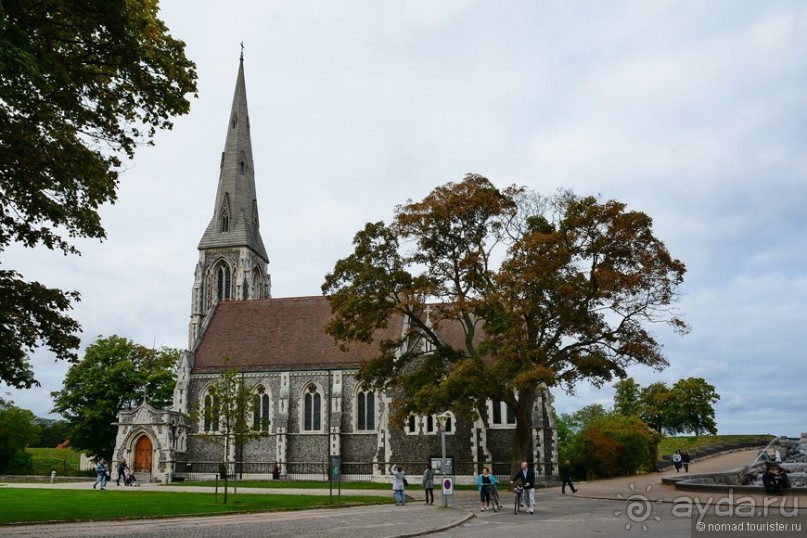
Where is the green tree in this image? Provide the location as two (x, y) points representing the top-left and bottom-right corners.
(322, 175), (688, 469)
(559, 403), (610, 438)
(0, 0), (197, 388)
(0, 398), (40, 473)
(613, 377), (642, 417)
(639, 381), (673, 434)
(188, 365), (264, 504)
(556, 404), (609, 464)
(576, 414), (659, 478)
(554, 411), (575, 458)
(51, 336), (180, 459)
(32, 417), (71, 448)
(669, 377), (720, 435)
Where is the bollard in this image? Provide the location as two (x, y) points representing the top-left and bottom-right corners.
(50, 471), (56, 483)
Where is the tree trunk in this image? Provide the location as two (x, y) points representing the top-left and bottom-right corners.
(509, 390), (536, 475)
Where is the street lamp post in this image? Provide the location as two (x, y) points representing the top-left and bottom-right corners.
(437, 412), (451, 508)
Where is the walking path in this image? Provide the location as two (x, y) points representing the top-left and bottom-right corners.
(555, 448), (760, 502)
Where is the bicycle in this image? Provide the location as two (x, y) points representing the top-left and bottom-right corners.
(490, 483), (503, 512)
(513, 485), (524, 515)
(482, 483), (502, 512)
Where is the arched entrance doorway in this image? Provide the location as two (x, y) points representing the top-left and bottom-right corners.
(133, 435), (153, 473)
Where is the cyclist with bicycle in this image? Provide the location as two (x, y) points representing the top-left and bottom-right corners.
(509, 461), (536, 514)
(476, 466), (498, 511)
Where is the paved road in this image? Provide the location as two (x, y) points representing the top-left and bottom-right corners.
(0, 504), (471, 538)
(4, 449), (800, 538)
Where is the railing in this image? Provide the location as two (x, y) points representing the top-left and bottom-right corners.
(173, 459), (559, 486)
(26, 458), (88, 476)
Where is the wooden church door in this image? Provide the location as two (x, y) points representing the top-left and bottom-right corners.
(134, 435), (153, 473)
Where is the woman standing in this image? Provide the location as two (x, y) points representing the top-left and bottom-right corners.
(476, 467), (497, 511)
(422, 463), (434, 505)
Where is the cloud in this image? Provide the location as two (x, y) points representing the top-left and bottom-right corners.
(3, 1), (806, 438)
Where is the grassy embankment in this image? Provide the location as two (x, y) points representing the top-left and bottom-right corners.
(657, 433), (772, 458)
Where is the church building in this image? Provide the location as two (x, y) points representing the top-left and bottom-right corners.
(113, 55), (557, 484)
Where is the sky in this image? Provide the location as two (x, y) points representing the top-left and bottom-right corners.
(4, 0), (806, 436)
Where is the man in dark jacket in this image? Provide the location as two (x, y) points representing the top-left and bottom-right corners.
(561, 459), (578, 494)
(510, 461), (536, 513)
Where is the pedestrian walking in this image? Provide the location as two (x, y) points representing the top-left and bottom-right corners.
(93, 458), (107, 490)
(116, 459), (129, 486)
(672, 450), (682, 472)
(561, 459), (578, 494)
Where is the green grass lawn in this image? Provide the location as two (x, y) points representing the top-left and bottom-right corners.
(26, 448), (82, 464)
(657, 434), (772, 457)
(0, 488), (386, 524)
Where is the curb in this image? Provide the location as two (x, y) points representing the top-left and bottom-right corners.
(396, 511), (476, 538)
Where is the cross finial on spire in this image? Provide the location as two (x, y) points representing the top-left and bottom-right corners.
(240, 41), (244, 61)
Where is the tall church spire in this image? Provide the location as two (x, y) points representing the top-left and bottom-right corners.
(188, 54), (271, 348)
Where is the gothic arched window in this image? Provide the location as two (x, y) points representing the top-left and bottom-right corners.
(404, 413), (454, 435)
(220, 193), (231, 232)
(489, 399), (517, 428)
(252, 267), (264, 299)
(303, 384), (322, 432)
(252, 385), (271, 432)
(356, 386), (376, 431)
(203, 393), (220, 432)
(216, 263), (231, 302)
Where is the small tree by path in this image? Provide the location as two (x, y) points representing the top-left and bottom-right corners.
(187, 363), (267, 503)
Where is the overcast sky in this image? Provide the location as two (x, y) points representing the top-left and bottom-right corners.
(5, 0), (806, 436)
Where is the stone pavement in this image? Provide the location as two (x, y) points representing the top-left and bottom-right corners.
(0, 449), (783, 538)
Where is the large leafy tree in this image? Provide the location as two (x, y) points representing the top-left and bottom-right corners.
(613, 377), (642, 418)
(32, 417), (71, 448)
(322, 174), (688, 468)
(669, 377), (720, 436)
(638, 381), (672, 433)
(577, 414), (660, 478)
(0, 0), (197, 388)
(556, 403), (609, 463)
(0, 398), (40, 473)
(623, 377), (720, 435)
(51, 335), (180, 459)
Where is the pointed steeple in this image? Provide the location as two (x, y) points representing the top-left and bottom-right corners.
(188, 53), (271, 349)
(198, 55), (267, 260)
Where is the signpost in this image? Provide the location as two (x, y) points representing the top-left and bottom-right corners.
(442, 476), (454, 495)
(329, 455), (341, 503)
(437, 412), (453, 508)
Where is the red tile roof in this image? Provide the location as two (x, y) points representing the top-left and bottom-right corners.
(192, 296), (403, 372)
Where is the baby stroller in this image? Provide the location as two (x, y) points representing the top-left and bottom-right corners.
(125, 470), (140, 486)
